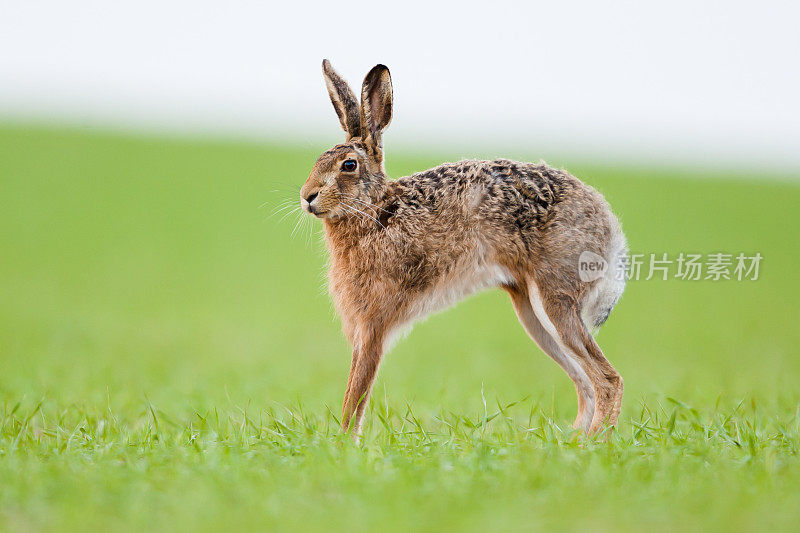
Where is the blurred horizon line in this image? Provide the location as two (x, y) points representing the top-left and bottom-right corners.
(3, 111), (799, 182)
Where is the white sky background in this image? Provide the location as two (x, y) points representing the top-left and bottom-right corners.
(1, 1), (799, 170)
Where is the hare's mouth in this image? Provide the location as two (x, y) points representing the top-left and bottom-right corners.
(304, 204), (332, 219)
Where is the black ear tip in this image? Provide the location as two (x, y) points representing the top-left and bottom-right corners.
(322, 59), (331, 70)
(366, 64), (390, 82)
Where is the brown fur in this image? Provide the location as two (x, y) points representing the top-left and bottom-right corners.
(300, 60), (627, 438)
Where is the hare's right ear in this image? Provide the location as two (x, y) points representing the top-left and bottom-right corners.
(322, 59), (361, 140)
(359, 64), (393, 164)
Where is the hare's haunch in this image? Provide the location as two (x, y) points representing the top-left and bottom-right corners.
(300, 60), (627, 437)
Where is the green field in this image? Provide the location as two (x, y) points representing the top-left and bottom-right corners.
(1, 124), (799, 531)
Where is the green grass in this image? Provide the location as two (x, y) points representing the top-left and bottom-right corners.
(1, 123), (799, 531)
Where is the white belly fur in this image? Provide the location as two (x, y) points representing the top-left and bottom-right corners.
(383, 256), (513, 353)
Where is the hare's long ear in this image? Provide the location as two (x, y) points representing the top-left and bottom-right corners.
(360, 64), (393, 164)
(322, 59), (361, 140)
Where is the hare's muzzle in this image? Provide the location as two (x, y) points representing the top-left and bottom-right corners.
(302, 191), (320, 215)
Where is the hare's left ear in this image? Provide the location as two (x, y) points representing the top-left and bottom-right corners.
(322, 59), (361, 140)
(360, 64), (393, 164)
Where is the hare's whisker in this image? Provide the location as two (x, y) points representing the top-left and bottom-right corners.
(348, 199), (383, 215)
(304, 216), (315, 248)
(266, 181), (301, 192)
(264, 197), (296, 211)
(342, 201), (385, 229)
(339, 194), (392, 215)
(268, 203), (298, 219)
(339, 203), (372, 226)
(260, 198), (290, 211)
(338, 203), (363, 222)
(278, 206), (303, 224)
(290, 212), (305, 238)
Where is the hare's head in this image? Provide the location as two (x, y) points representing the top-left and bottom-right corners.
(301, 60), (393, 218)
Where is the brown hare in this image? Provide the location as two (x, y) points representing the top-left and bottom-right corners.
(300, 60), (628, 438)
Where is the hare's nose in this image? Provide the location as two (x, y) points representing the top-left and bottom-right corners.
(304, 191), (319, 204)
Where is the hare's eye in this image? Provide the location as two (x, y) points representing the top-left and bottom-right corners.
(341, 160), (357, 172)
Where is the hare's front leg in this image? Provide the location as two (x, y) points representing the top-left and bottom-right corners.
(341, 332), (384, 438)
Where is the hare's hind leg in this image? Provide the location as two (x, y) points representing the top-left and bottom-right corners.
(504, 284), (595, 430)
(529, 281), (623, 433)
